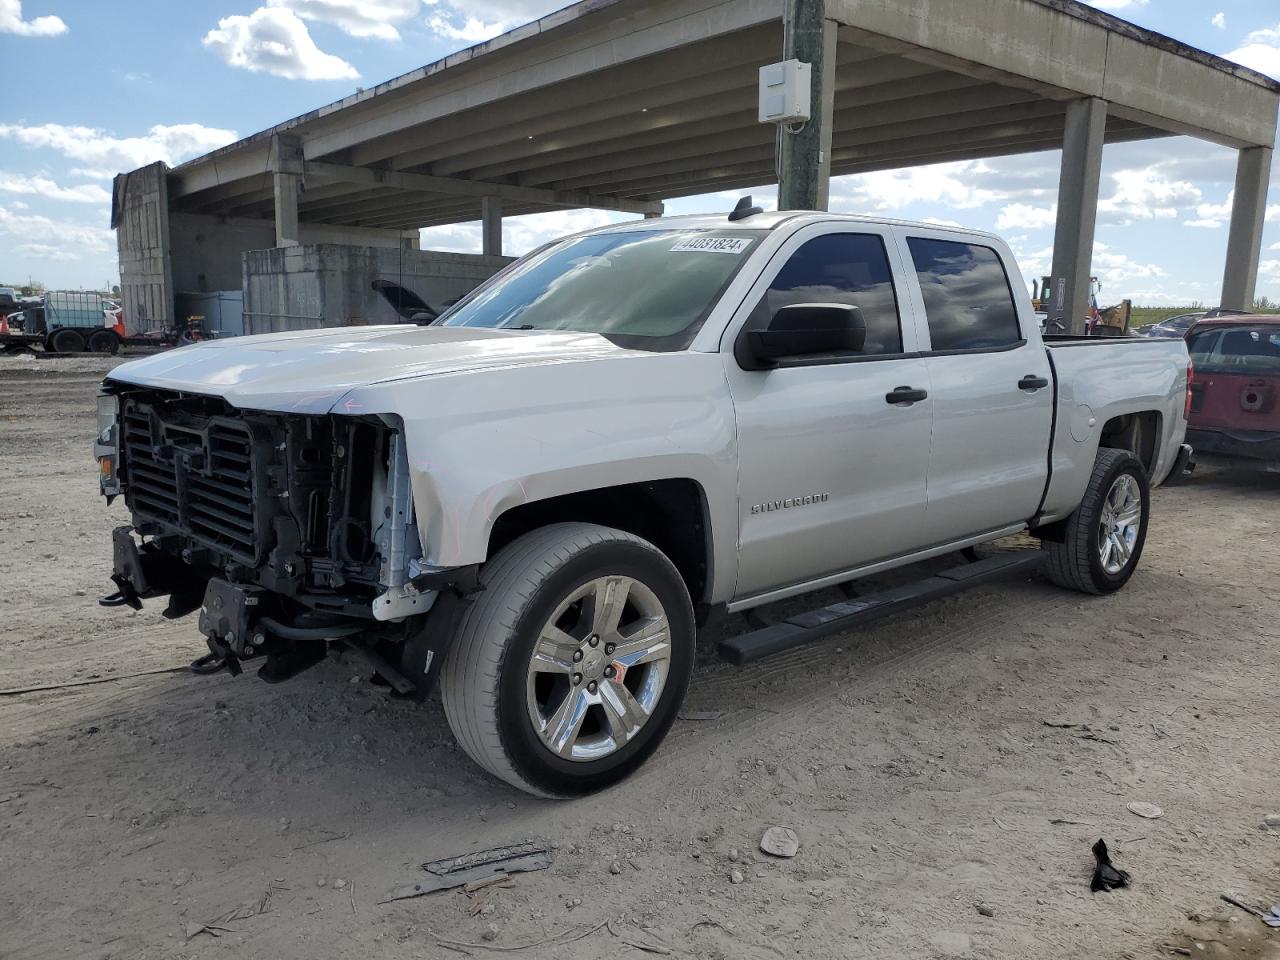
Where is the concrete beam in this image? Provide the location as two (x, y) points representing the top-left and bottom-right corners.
(441, 57), (942, 182)
(828, 0), (1278, 148)
(302, 159), (660, 216)
(1221, 145), (1274, 311)
(481, 196), (503, 257)
(1051, 98), (1107, 336)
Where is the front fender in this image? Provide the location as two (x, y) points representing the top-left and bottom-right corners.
(339, 352), (740, 600)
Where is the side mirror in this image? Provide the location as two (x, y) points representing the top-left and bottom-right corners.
(745, 303), (867, 367)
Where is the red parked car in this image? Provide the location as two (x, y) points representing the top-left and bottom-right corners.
(1184, 314), (1280, 473)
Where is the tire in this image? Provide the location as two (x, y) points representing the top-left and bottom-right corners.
(440, 522), (695, 798)
(87, 329), (120, 355)
(49, 328), (86, 353)
(1042, 448), (1150, 595)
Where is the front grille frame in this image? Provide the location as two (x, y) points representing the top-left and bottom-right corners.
(121, 399), (268, 567)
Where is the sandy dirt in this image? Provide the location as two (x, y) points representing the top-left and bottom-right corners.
(2, 355), (1278, 960)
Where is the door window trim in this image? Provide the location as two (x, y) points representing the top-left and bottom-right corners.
(893, 229), (1032, 355)
(720, 223), (923, 368)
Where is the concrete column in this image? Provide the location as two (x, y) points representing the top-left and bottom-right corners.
(273, 173), (300, 248)
(1050, 98), (1107, 336)
(269, 135), (304, 249)
(1221, 145), (1273, 311)
(777, 3), (836, 211)
(481, 196), (502, 257)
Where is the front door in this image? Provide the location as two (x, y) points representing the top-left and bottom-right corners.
(725, 225), (934, 601)
(897, 232), (1053, 543)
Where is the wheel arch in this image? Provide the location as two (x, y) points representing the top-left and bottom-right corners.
(486, 477), (714, 610)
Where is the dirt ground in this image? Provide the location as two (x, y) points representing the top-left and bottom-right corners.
(2, 353), (1278, 960)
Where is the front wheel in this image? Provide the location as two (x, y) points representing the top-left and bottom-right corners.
(440, 523), (694, 798)
(1041, 448), (1150, 595)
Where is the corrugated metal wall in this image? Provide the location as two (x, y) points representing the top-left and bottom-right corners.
(111, 162), (172, 334)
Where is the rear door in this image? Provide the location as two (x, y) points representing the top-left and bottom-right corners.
(896, 231), (1053, 544)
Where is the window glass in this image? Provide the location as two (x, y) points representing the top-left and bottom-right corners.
(755, 233), (903, 356)
(438, 229), (762, 351)
(907, 238), (1022, 351)
(1190, 325), (1280, 373)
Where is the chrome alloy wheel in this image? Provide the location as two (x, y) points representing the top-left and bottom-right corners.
(1098, 472), (1142, 575)
(525, 575), (672, 762)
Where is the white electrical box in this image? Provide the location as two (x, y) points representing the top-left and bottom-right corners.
(758, 59), (812, 124)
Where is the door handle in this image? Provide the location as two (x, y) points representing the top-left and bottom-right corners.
(1018, 375), (1050, 391)
(885, 386), (928, 405)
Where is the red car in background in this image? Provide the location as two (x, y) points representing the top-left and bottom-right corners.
(1184, 315), (1280, 474)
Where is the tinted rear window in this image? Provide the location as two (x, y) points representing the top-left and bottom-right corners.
(1189, 325), (1280, 372)
(907, 238), (1022, 352)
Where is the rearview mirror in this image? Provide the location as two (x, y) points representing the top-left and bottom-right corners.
(744, 303), (867, 368)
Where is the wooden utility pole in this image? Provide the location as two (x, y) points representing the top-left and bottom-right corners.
(777, 0), (835, 211)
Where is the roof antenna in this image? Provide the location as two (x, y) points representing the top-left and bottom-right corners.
(728, 195), (763, 221)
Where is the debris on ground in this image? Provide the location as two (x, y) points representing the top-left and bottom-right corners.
(1127, 801), (1164, 820)
(1090, 839), (1131, 893)
(1220, 894), (1280, 927)
(679, 711), (723, 722)
(759, 826), (799, 858)
(976, 904), (995, 917)
(382, 841), (551, 904)
(1263, 813), (1280, 829)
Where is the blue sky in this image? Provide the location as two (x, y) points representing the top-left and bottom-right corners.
(1, 0), (1278, 304)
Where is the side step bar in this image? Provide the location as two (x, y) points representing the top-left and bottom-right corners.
(718, 551), (1046, 666)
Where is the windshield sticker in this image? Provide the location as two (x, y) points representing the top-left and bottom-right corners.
(670, 236), (753, 255)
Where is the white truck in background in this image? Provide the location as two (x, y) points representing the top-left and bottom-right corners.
(94, 206), (1192, 797)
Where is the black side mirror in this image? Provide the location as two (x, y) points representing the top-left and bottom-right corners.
(744, 303), (867, 368)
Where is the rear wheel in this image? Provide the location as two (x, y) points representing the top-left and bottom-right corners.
(48, 328), (86, 353)
(440, 522), (694, 798)
(87, 329), (120, 354)
(1042, 448), (1150, 595)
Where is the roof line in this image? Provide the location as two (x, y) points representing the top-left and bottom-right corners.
(177, 0), (1279, 175)
(1032, 0), (1280, 93)
(173, 0), (632, 172)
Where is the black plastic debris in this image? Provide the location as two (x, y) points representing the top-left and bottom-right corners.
(1090, 839), (1131, 893)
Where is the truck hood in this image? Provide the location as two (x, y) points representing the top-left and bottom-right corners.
(106, 325), (638, 413)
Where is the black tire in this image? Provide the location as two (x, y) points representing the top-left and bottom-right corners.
(1042, 448), (1150, 595)
(87, 329), (120, 355)
(49, 328), (86, 353)
(440, 522), (694, 798)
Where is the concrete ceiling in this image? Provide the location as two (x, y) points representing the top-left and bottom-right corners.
(165, 0), (1280, 232)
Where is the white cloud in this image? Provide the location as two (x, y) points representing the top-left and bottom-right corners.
(267, 0), (418, 40)
(203, 7), (360, 81)
(1097, 168), (1200, 225)
(1211, 12), (1225, 30)
(1185, 191), (1280, 228)
(1227, 24), (1280, 79)
(1092, 241), (1165, 283)
(0, 172), (111, 203)
(427, 14), (506, 43)
(997, 203), (1056, 231)
(15, 242), (79, 262)
(0, 122), (237, 173)
(419, 208), (631, 256)
(0, 0), (67, 36)
(425, 0), (564, 44)
(1259, 260), (1280, 281)
(830, 160), (1009, 213)
(0, 205), (114, 253)
(1271, 241), (1280, 251)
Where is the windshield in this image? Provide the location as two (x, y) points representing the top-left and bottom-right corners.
(437, 229), (763, 350)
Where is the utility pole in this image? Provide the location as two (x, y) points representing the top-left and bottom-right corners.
(777, 0), (835, 211)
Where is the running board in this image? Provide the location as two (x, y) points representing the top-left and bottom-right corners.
(718, 551), (1045, 666)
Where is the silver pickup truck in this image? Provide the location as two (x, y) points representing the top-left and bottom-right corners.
(95, 208), (1192, 797)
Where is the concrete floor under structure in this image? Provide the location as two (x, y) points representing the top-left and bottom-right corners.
(116, 0), (1280, 334)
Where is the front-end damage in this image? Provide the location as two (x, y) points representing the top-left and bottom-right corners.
(95, 384), (452, 690)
